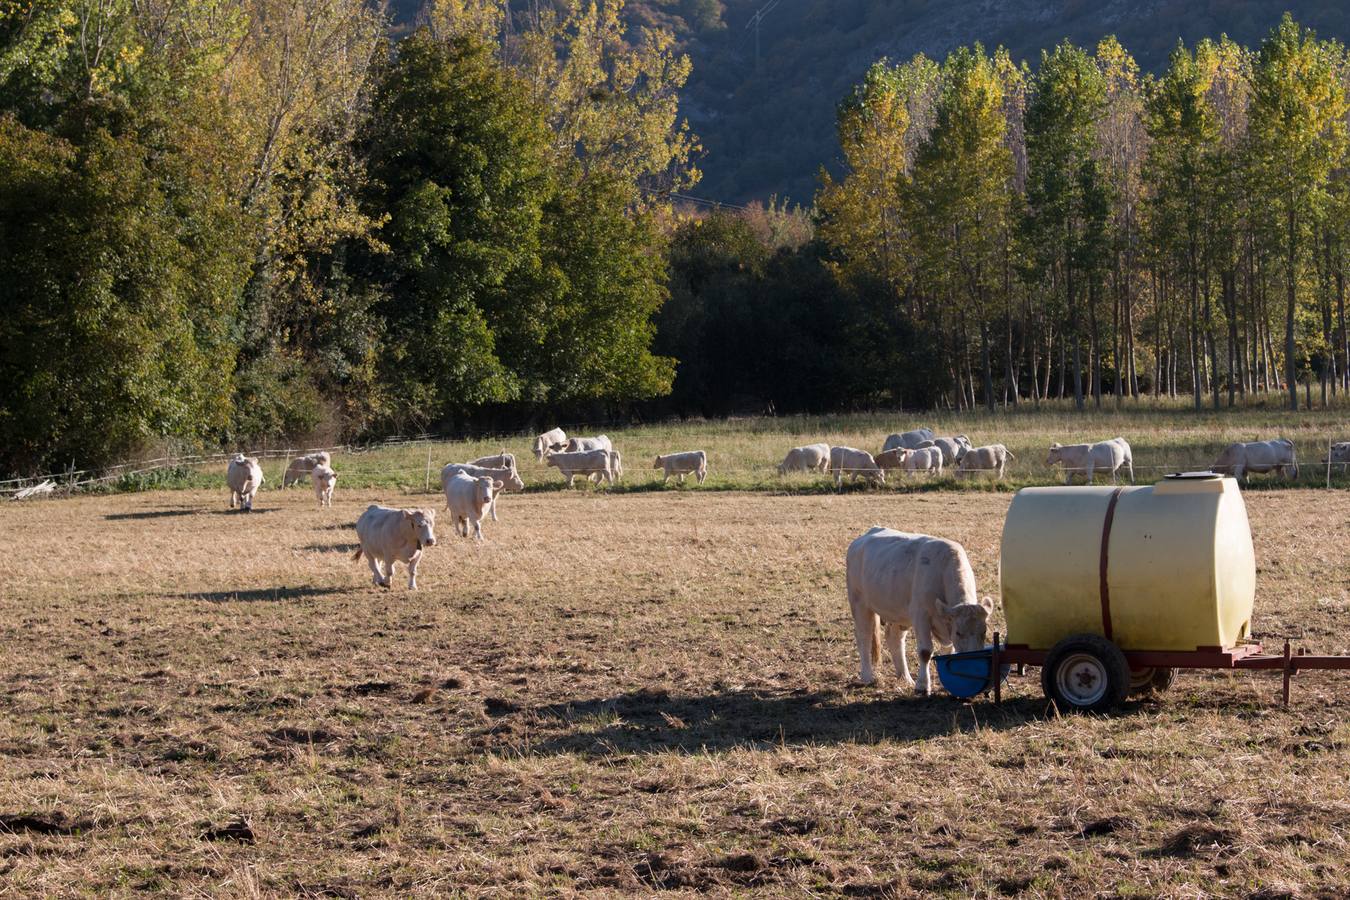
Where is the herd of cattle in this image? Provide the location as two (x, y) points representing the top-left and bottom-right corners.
(218, 428), (1339, 593)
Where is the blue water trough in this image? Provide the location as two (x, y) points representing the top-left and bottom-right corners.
(934, 646), (1011, 699)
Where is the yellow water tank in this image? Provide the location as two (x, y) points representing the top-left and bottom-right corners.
(1000, 474), (1255, 652)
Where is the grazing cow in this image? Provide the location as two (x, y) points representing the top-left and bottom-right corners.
(226, 454), (265, 512)
(445, 472), (501, 541)
(903, 446), (943, 476)
(566, 434), (613, 453)
(1047, 437), (1134, 484)
(312, 464), (337, 507)
(654, 450), (707, 485)
(777, 443), (831, 475)
(353, 505), (437, 589)
(545, 448), (614, 486)
(881, 429), (936, 453)
(845, 526), (994, 695)
(469, 452), (517, 471)
(874, 447), (911, 472)
(956, 444), (1015, 480)
(830, 446), (886, 487)
(533, 428), (568, 462)
(1212, 439), (1297, 482)
(281, 451), (332, 487)
(916, 435), (972, 466)
(1323, 442), (1350, 466)
(441, 463), (524, 522)
(609, 449), (624, 482)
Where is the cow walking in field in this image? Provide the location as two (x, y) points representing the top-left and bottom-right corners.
(830, 446), (886, 487)
(444, 472), (501, 541)
(312, 464), (337, 507)
(227, 454), (265, 512)
(441, 463), (524, 521)
(1213, 439), (1297, 483)
(654, 451), (707, 485)
(353, 505), (437, 589)
(1047, 438), (1133, 484)
(545, 448), (615, 486)
(533, 428), (568, 462)
(846, 526), (994, 695)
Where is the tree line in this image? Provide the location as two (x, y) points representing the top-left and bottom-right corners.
(0, 0), (697, 475)
(808, 14), (1350, 414)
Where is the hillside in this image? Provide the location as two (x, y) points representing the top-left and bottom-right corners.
(385, 2), (1350, 203)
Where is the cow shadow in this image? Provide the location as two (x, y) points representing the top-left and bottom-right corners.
(172, 585), (358, 603)
(104, 508), (198, 521)
(487, 686), (1053, 756)
(299, 542), (359, 553)
(207, 507), (279, 516)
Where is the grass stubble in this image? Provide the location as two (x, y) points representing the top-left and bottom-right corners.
(1, 467), (1349, 894)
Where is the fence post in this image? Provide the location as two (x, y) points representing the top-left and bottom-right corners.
(425, 444), (432, 493)
(1328, 438), (1333, 491)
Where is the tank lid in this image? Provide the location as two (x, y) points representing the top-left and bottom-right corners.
(1156, 471), (1226, 494)
(1164, 471), (1222, 479)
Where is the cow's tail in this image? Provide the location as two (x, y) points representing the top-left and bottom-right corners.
(1005, 449), (1016, 460)
(351, 546), (363, 561)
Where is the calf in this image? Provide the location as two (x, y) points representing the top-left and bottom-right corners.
(778, 443), (830, 475)
(353, 505), (437, 589)
(469, 452), (517, 471)
(441, 463), (524, 521)
(545, 448), (614, 486)
(903, 446), (943, 476)
(312, 464), (337, 507)
(533, 428), (568, 462)
(1047, 437), (1133, 484)
(226, 454), (265, 511)
(1213, 439), (1297, 482)
(874, 447), (911, 472)
(846, 526), (994, 695)
(956, 444), (1015, 480)
(830, 446), (886, 487)
(654, 450), (708, 485)
(445, 472), (501, 541)
(282, 451), (332, 487)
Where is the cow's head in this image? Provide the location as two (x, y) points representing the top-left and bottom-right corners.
(949, 597), (995, 652)
(652, 455), (664, 469)
(405, 509), (437, 548)
(1046, 443), (1063, 466)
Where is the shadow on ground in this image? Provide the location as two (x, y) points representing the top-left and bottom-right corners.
(299, 543), (359, 553)
(171, 585), (358, 603)
(484, 686), (1063, 755)
(104, 508), (199, 521)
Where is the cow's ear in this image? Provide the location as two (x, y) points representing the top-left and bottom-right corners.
(979, 595), (995, 615)
(403, 510), (414, 521)
(493, 480), (504, 490)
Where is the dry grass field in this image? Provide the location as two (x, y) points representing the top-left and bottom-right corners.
(2, 482), (1350, 896)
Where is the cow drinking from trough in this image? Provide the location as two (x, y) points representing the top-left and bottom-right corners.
(845, 527), (993, 696)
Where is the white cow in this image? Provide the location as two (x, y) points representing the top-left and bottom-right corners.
(441, 463), (524, 521)
(874, 447), (911, 472)
(845, 526), (994, 695)
(353, 504), (437, 589)
(956, 444), (1015, 480)
(1323, 442), (1350, 466)
(566, 435), (613, 453)
(916, 435), (972, 466)
(777, 443), (830, 475)
(469, 452), (517, 471)
(903, 446), (943, 476)
(445, 472), (501, 541)
(226, 454), (265, 511)
(609, 449), (624, 482)
(881, 429), (936, 452)
(830, 446), (886, 487)
(1213, 439), (1297, 482)
(533, 428), (568, 462)
(1047, 437), (1134, 484)
(545, 448), (614, 486)
(654, 450), (707, 485)
(281, 451), (332, 487)
(312, 463), (337, 507)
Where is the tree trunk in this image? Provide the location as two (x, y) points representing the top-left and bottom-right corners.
(1224, 270), (1238, 408)
(1286, 205), (1299, 411)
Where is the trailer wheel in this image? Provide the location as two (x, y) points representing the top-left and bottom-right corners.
(1129, 666), (1178, 695)
(1042, 634), (1130, 713)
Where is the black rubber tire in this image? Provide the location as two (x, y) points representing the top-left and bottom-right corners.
(1041, 633), (1131, 713)
(1128, 666), (1178, 696)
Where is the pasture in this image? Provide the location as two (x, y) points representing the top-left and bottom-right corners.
(2, 475), (1349, 895)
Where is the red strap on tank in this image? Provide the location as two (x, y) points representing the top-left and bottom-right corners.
(1099, 487), (1124, 640)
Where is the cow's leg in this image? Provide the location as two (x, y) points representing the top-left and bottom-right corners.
(912, 607), (935, 696)
(851, 603), (879, 685)
(490, 496), (498, 522)
(407, 551), (421, 590)
(885, 623), (914, 686)
(473, 517), (484, 541)
(1110, 464), (1117, 485)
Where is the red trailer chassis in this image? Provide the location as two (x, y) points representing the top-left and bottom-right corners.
(989, 633), (1350, 706)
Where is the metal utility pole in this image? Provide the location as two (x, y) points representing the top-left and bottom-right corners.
(745, 0), (782, 72)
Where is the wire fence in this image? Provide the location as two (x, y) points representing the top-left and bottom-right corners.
(3, 430), (1347, 498)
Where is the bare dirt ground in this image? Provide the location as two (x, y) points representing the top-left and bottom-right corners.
(1, 486), (1349, 897)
